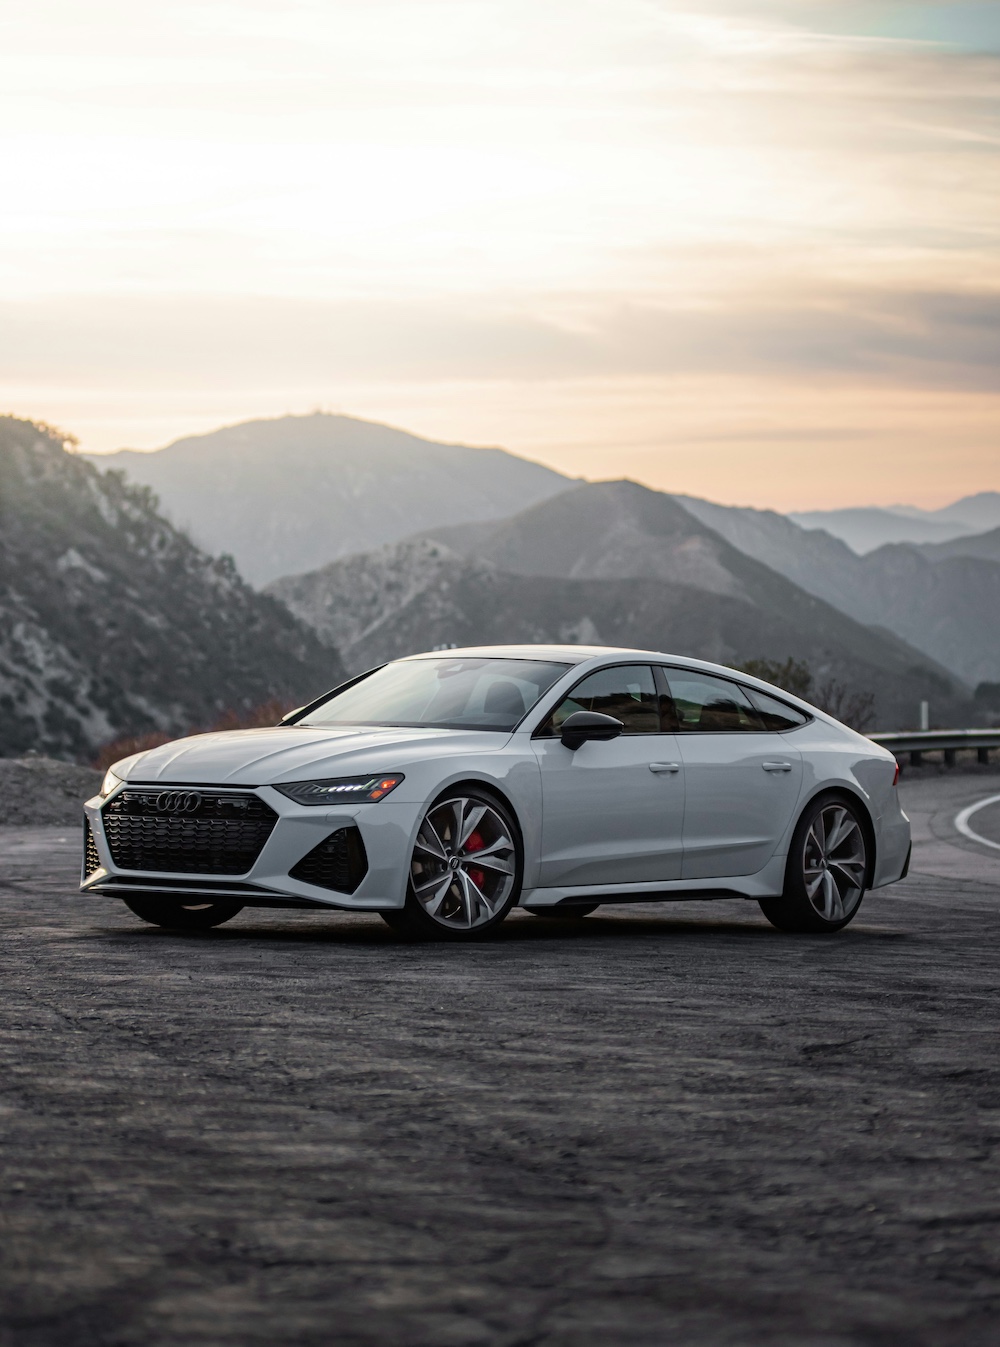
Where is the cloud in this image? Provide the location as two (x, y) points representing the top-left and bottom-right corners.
(0, 1), (997, 492)
(3, 285), (997, 392)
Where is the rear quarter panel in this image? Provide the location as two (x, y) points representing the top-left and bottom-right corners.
(791, 720), (909, 888)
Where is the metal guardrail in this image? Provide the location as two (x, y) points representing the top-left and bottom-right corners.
(869, 729), (1000, 767)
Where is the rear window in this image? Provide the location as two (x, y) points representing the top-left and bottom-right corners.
(743, 687), (810, 731)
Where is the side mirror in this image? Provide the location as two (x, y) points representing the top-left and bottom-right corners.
(560, 710), (624, 751)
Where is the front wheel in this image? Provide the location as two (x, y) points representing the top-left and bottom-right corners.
(381, 789), (521, 940)
(759, 795), (869, 933)
(123, 898), (244, 929)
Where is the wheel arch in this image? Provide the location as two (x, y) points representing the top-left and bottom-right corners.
(426, 776), (525, 849)
(790, 785), (878, 889)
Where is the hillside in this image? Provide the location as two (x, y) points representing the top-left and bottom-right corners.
(914, 526), (1000, 566)
(90, 413), (572, 585)
(269, 481), (969, 730)
(671, 498), (1000, 688)
(0, 417), (343, 760)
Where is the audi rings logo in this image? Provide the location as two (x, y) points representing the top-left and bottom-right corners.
(155, 790), (203, 815)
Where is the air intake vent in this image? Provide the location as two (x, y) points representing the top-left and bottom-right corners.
(289, 827), (368, 893)
(83, 819), (101, 876)
(101, 788), (278, 875)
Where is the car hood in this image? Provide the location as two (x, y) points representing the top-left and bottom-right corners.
(121, 725), (510, 786)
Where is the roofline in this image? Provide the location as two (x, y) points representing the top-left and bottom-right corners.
(393, 643), (877, 743)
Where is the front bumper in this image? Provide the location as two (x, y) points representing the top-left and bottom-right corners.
(81, 784), (423, 910)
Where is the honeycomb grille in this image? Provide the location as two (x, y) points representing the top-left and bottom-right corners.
(102, 788), (277, 875)
(289, 827), (368, 893)
(83, 819), (101, 876)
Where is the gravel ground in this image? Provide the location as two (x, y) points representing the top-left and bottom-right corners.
(1, 775), (999, 1346)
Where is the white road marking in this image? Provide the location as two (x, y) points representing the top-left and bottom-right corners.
(954, 794), (1000, 853)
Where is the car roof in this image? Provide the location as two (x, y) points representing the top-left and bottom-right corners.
(401, 644), (610, 665)
(395, 645), (833, 724)
(364, 645), (878, 746)
(399, 644), (740, 677)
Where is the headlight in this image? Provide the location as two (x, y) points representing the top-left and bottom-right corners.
(274, 774), (404, 806)
(99, 767), (124, 799)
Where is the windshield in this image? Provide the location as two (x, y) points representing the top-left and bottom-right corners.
(298, 657), (572, 732)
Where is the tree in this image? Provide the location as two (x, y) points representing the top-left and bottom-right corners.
(735, 657), (876, 733)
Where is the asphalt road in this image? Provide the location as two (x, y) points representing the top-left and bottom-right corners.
(2, 774), (1000, 1347)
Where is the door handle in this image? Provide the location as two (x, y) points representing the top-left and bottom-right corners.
(649, 762), (681, 773)
(762, 761), (793, 772)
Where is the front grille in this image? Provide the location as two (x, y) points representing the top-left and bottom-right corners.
(83, 819), (101, 876)
(102, 788), (278, 875)
(290, 827), (368, 893)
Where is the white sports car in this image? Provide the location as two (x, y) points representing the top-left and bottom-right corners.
(82, 645), (911, 939)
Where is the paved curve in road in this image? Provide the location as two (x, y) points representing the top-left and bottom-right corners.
(956, 795), (1000, 851)
(1, 773), (999, 1347)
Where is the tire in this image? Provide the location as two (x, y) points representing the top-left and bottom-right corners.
(759, 794), (869, 934)
(122, 898), (244, 930)
(380, 788), (522, 941)
(524, 904), (599, 919)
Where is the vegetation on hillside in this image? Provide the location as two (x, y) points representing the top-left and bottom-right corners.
(735, 658), (877, 732)
(0, 416), (342, 760)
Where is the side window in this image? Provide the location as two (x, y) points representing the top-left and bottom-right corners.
(744, 687), (810, 731)
(542, 664), (662, 735)
(664, 670), (764, 733)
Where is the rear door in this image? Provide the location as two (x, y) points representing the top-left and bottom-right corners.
(532, 663), (685, 887)
(660, 668), (804, 879)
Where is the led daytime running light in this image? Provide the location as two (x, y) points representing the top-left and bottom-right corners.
(275, 774), (404, 805)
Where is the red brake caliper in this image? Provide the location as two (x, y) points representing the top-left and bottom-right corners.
(464, 830), (486, 890)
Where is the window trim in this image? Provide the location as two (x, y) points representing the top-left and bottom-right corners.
(655, 665), (813, 735)
(531, 661), (671, 739)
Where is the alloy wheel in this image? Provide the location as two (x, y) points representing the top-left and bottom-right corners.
(802, 803), (867, 923)
(410, 796), (517, 931)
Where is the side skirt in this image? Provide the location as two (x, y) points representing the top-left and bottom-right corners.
(550, 889), (745, 906)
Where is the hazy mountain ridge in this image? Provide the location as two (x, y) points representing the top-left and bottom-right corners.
(429, 485), (747, 597)
(270, 538), (499, 655)
(671, 497), (1000, 687)
(0, 417), (343, 759)
(270, 481), (967, 730)
(89, 413), (572, 585)
(790, 492), (1000, 553)
(912, 526), (1000, 566)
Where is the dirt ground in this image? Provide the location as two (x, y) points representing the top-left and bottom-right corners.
(1, 774), (999, 1346)
(0, 756), (102, 826)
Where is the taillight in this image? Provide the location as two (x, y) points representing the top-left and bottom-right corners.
(892, 760), (900, 787)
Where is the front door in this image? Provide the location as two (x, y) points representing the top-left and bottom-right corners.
(661, 668), (803, 879)
(532, 663), (685, 887)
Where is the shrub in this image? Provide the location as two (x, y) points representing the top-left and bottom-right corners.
(736, 657), (812, 699)
(736, 657), (876, 733)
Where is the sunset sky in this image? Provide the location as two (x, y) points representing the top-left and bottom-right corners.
(2, 1), (998, 508)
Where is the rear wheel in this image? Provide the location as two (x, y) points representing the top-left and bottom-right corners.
(381, 789), (521, 940)
(759, 795), (869, 933)
(122, 898), (244, 929)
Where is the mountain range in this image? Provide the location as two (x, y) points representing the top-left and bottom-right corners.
(790, 493), (1000, 553)
(87, 412), (999, 695)
(90, 414), (572, 585)
(0, 417), (342, 760)
(268, 480), (969, 731)
(672, 497), (1000, 687)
